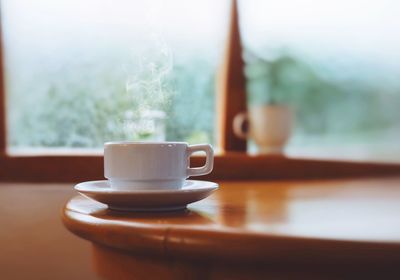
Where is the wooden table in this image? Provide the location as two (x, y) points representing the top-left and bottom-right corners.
(63, 177), (400, 279)
(0, 183), (97, 280)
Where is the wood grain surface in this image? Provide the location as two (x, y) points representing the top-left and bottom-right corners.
(1, 153), (400, 183)
(0, 184), (98, 280)
(63, 177), (400, 279)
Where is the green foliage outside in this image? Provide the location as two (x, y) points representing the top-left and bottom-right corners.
(8, 43), (400, 149)
(7, 51), (216, 148)
(244, 49), (400, 137)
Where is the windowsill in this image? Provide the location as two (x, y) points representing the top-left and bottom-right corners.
(1, 151), (400, 182)
(286, 146), (400, 163)
(7, 145), (400, 164)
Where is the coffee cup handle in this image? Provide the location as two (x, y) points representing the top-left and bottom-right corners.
(187, 144), (214, 177)
(233, 112), (249, 139)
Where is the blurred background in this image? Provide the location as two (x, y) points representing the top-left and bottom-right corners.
(2, 0), (400, 161)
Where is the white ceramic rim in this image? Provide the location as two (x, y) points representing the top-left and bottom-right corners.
(75, 180), (218, 194)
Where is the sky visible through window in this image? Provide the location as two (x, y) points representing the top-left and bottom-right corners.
(3, 0), (229, 150)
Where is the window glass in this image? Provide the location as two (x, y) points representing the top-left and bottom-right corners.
(3, 0), (228, 151)
(240, 0), (400, 162)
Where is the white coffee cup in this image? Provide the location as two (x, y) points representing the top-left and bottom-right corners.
(233, 105), (293, 154)
(104, 141), (214, 190)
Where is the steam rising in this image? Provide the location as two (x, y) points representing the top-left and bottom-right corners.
(122, 33), (174, 140)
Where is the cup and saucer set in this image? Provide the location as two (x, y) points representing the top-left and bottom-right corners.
(74, 141), (218, 212)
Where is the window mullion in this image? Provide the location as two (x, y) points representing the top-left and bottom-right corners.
(217, 0), (247, 153)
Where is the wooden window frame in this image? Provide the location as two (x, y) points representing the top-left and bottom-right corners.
(1, 0), (400, 183)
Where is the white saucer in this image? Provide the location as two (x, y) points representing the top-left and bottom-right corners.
(74, 180), (218, 212)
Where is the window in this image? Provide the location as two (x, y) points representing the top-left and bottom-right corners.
(1, 0), (399, 182)
(240, 0), (400, 162)
(3, 0), (229, 152)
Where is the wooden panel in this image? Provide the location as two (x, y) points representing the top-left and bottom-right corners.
(0, 155), (103, 182)
(0, 184), (96, 279)
(217, 0), (247, 152)
(206, 153), (400, 180)
(1, 153), (400, 182)
(93, 244), (397, 279)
